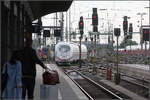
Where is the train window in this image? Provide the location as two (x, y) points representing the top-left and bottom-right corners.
(59, 45), (70, 53)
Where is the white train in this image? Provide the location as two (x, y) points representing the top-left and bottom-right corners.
(55, 42), (87, 64)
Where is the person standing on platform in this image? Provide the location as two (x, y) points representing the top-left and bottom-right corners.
(2, 51), (22, 99)
(48, 47), (51, 62)
(20, 38), (47, 99)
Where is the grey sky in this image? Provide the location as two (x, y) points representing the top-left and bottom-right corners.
(68, 1), (149, 44)
(42, 1), (149, 44)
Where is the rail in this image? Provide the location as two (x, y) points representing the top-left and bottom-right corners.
(74, 70), (123, 100)
(64, 70), (94, 100)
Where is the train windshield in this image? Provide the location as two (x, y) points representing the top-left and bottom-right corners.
(59, 45), (70, 53)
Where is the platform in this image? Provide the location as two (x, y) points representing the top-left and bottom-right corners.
(34, 64), (89, 100)
(119, 64), (150, 80)
(120, 64), (149, 70)
(100, 79), (148, 100)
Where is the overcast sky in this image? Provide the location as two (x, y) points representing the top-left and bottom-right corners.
(42, 1), (150, 45)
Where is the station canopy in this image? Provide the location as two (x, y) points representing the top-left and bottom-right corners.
(29, 1), (72, 20)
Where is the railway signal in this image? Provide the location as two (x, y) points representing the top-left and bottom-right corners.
(92, 8), (98, 32)
(79, 16), (84, 35)
(92, 8), (98, 26)
(114, 28), (120, 37)
(129, 23), (133, 39)
(91, 8), (99, 74)
(32, 18), (42, 35)
(54, 29), (61, 37)
(79, 16), (84, 68)
(37, 18), (42, 35)
(123, 16), (128, 36)
(43, 30), (50, 37)
(142, 28), (150, 41)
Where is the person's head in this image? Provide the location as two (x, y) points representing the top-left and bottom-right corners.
(10, 50), (19, 65)
(25, 38), (32, 47)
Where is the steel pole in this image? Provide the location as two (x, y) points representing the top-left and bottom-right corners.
(124, 34), (126, 53)
(115, 36), (120, 85)
(69, 8), (71, 42)
(117, 36), (119, 75)
(61, 12), (64, 41)
(79, 36), (82, 68)
(66, 12), (68, 42)
(95, 35), (96, 61)
(45, 37), (46, 46)
(56, 13), (58, 44)
(130, 40), (131, 52)
(93, 35), (97, 74)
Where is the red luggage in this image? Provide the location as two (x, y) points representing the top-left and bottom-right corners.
(42, 69), (60, 85)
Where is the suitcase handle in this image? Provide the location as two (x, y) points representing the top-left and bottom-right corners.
(45, 68), (53, 72)
(45, 65), (57, 72)
(45, 67), (57, 73)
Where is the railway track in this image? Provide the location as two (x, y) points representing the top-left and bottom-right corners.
(87, 63), (149, 86)
(60, 63), (149, 99)
(84, 65), (149, 99)
(82, 66), (149, 99)
(62, 68), (129, 100)
(120, 75), (149, 98)
(121, 73), (149, 87)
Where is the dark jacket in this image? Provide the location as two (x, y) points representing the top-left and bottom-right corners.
(20, 47), (45, 78)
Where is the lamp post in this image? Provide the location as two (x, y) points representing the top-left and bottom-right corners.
(137, 12), (147, 50)
(79, 36), (82, 68)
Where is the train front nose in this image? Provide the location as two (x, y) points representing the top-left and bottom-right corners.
(56, 44), (71, 62)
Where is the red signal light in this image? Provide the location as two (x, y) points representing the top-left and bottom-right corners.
(80, 22), (83, 25)
(124, 21), (127, 24)
(142, 29), (149, 41)
(93, 16), (97, 19)
(144, 30), (148, 34)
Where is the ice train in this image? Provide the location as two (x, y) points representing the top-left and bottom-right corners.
(55, 42), (87, 64)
